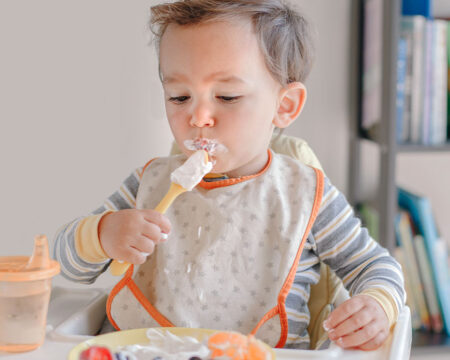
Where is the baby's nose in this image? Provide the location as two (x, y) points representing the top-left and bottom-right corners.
(189, 106), (215, 128)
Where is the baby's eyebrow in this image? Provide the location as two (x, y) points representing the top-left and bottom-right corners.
(212, 75), (248, 84)
(162, 75), (184, 85)
(162, 73), (248, 85)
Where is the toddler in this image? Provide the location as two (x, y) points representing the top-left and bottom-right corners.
(54, 0), (405, 351)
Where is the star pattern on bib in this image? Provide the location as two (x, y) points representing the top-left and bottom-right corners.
(132, 155), (316, 345)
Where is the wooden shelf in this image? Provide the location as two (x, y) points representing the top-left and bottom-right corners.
(412, 330), (450, 354)
(360, 137), (450, 153)
(396, 143), (450, 153)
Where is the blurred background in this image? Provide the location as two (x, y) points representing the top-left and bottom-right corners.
(0, 0), (361, 287)
(0, 0), (449, 355)
(0, 0), (450, 356)
(0, 0), (448, 279)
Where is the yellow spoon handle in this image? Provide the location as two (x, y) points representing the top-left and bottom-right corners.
(109, 182), (186, 276)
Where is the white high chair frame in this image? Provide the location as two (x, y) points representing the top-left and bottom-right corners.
(42, 135), (412, 359)
(45, 287), (411, 360)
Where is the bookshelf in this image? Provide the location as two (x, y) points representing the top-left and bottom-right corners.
(349, 0), (450, 354)
(349, 0), (450, 252)
(349, 0), (403, 253)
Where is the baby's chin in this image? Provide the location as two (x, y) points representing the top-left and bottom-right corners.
(208, 161), (226, 175)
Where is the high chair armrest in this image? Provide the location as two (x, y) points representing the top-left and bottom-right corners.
(388, 306), (412, 360)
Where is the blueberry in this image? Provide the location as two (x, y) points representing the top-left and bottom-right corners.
(114, 352), (134, 360)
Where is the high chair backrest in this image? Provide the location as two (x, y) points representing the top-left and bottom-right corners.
(169, 133), (346, 349)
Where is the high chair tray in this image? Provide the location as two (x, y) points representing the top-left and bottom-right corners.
(47, 286), (108, 342)
(9, 286), (408, 360)
(67, 327), (344, 360)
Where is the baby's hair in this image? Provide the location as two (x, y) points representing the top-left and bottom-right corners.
(150, 0), (315, 85)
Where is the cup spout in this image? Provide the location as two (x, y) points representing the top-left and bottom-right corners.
(25, 234), (51, 271)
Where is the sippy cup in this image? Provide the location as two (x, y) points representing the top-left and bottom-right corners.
(0, 235), (60, 353)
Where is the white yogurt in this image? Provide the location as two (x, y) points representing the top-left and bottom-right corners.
(117, 329), (211, 360)
(170, 150), (213, 191)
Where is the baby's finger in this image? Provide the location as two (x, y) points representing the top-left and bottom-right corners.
(120, 246), (148, 265)
(357, 329), (389, 351)
(335, 320), (381, 349)
(141, 209), (171, 235)
(141, 221), (168, 243)
(132, 236), (156, 255)
(323, 297), (366, 331)
(327, 308), (373, 341)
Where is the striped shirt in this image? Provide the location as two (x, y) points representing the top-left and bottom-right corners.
(53, 167), (405, 349)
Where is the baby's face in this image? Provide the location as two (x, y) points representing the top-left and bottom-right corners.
(159, 19), (283, 177)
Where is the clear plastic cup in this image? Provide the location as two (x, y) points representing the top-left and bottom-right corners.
(0, 235), (60, 352)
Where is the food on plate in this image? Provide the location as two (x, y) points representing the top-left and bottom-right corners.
(78, 330), (273, 360)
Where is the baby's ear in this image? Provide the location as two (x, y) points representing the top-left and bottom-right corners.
(273, 82), (307, 128)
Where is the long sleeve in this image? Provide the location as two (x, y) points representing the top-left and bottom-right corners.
(53, 168), (141, 283)
(311, 177), (406, 324)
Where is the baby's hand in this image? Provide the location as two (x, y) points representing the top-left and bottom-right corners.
(323, 294), (389, 350)
(98, 209), (171, 264)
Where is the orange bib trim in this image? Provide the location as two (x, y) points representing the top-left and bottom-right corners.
(106, 264), (175, 331)
(107, 161), (325, 348)
(275, 167), (324, 348)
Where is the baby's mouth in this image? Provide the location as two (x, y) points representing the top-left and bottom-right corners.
(183, 138), (228, 157)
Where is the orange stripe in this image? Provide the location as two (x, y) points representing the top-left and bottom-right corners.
(106, 264), (135, 331)
(198, 150), (272, 189)
(275, 168), (324, 348)
(250, 306), (279, 335)
(127, 278), (174, 327)
(106, 264), (175, 329)
(140, 158), (158, 180)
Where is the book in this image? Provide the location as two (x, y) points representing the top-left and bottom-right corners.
(434, 0), (450, 18)
(447, 21), (450, 140)
(430, 20), (448, 145)
(401, 23), (414, 142)
(398, 187), (450, 335)
(395, 211), (431, 330)
(361, 0), (383, 140)
(421, 20), (433, 145)
(414, 234), (444, 333)
(393, 245), (422, 330)
(357, 202), (379, 241)
(396, 37), (408, 144)
(401, 16), (427, 143)
(402, 0), (433, 18)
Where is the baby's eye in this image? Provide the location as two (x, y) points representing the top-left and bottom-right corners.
(168, 96), (190, 104)
(217, 96), (241, 103)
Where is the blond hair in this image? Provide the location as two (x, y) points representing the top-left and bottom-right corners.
(150, 0), (314, 85)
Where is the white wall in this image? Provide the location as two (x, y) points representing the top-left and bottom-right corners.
(286, 0), (356, 193)
(0, 1), (449, 290)
(0, 0), (172, 288)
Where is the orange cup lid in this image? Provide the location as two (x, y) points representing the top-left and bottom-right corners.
(0, 256), (60, 282)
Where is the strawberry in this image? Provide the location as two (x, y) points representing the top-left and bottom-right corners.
(79, 346), (113, 360)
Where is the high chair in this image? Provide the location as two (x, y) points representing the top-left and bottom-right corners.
(46, 134), (411, 359)
(170, 132), (349, 349)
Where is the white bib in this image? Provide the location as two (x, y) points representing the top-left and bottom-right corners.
(107, 151), (323, 347)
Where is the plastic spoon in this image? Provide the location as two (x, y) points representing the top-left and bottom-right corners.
(110, 150), (212, 276)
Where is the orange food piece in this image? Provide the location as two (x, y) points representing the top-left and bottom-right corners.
(208, 332), (269, 360)
(247, 335), (268, 360)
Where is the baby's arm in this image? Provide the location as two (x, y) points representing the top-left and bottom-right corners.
(54, 168), (169, 283)
(312, 178), (405, 350)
